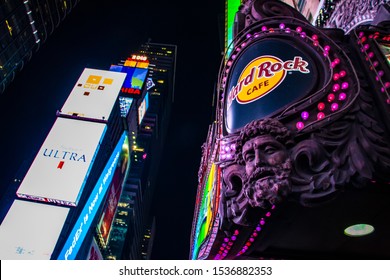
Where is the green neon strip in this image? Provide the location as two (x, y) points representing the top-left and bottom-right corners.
(226, 0), (241, 57)
(192, 164), (216, 259)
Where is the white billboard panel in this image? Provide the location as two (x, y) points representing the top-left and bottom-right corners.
(0, 200), (69, 260)
(17, 117), (107, 206)
(60, 68), (126, 120)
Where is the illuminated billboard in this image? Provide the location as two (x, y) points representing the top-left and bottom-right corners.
(60, 68), (126, 120)
(97, 133), (129, 246)
(119, 96), (133, 117)
(224, 39), (319, 134)
(16, 117), (107, 207)
(58, 132), (128, 260)
(138, 92), (149, 125)
(0, 200), (69, 260)
(110, 65), (148, 95)
(125, 54), (149, 69)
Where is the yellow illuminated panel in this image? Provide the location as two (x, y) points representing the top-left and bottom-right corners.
(103, 78), (113, 85)
(124, 60), (137, 67)
(86, 75), (102, 84)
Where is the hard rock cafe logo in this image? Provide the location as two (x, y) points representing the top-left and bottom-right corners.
(227, 56), (310, 109)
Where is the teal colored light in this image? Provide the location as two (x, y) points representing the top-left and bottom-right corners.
(344, 224), (375, 237)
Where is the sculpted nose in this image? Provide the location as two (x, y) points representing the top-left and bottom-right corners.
(254, 150), (265, 167)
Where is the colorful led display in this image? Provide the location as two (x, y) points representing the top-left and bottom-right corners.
(97, 134), (130, 246)
(225, 0), (242, 57)
(138, 92), (149, 125)
(191, 164), (220, 260)
(119, 96), (133, 117)
(60, 68), (126, 120)
(110, 65), (148, 95)
(16, 118), (107, 207)
(378, 43), (390, 65)
(125, 54), (149, 69)
(0, 200), (69, 260)
(57, 132), (128, 260)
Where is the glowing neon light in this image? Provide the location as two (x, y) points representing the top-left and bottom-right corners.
(344, 224), (374, 237)
(225, 0), (241, 57)
(57, 132), (128, 260)
(192, 164), (217, 259)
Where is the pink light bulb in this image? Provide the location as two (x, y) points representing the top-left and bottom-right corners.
(338, 92), (347, 101)
(296, 122), (304, 130)
(341, 82), (349, 89)
(331, 103), (339, 111)
(317, 112), (325, 120)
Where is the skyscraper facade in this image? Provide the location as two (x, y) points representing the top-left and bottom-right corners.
(0, 42), (177, 260)
(0, 0), (80, 93)
(107, 43), (177, 260)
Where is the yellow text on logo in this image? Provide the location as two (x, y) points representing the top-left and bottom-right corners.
(227, 56), (309, 106)
(236, 56), (286, 104)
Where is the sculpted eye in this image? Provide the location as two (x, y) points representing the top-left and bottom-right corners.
(244, 152), (255, 162)
(264, 146), (277, 154)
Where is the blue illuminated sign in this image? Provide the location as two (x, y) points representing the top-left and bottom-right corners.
(119, 96), (133, 117)
(57, 132), (128, 260)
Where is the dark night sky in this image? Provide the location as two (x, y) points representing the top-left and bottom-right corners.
(0, 0), (225, 259)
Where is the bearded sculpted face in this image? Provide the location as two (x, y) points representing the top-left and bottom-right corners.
(222, 119), (293, 227)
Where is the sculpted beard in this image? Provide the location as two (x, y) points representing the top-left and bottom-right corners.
(243, 159), (292, 209)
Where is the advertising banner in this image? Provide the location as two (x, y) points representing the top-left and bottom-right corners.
(119, 96), (133, 117)
(97, 133), (130, 246)
(16, 118), (107, 206)
(110, 65), (148, 95)
(0, 200), (69, 260)
(57, 132), (128, 260)
(60, 68), (126, 121)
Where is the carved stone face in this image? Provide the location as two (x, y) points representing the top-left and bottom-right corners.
(223, 132), (292, 227)
(242, 135), (288, 176)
